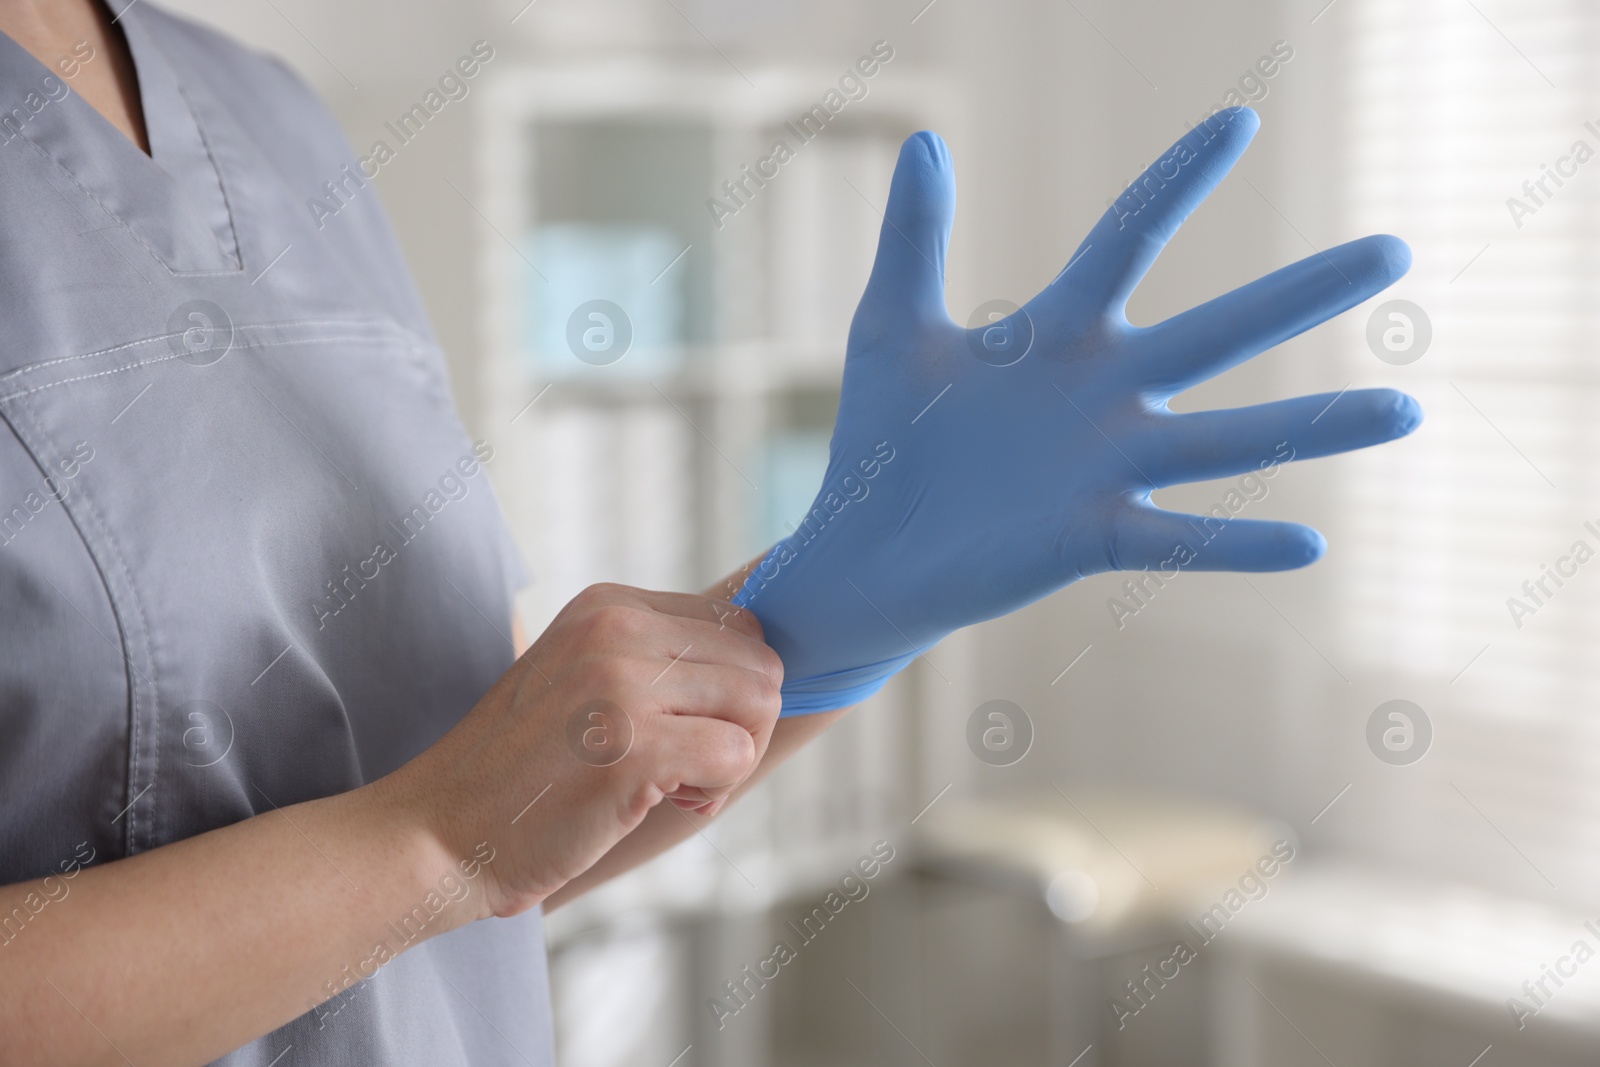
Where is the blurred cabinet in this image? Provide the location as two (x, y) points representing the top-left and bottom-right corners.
(472, 61), (951, 625)
(468, 59), (960, 1067)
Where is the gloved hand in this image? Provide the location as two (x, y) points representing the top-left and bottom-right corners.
(734, 107), (1420, 715)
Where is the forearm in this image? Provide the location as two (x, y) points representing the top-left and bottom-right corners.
(543, 706), (845, 910)
(3, 565), (781, 1063)
(0, 776), (465, 1067)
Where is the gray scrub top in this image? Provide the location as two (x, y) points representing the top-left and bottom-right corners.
(0, 6), (554, 1065)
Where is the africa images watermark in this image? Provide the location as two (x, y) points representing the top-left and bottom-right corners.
(1109, 840), (1297, 1030)
(734, 439), (897, 606)
(0, 439), (94, 549)
(705, 40), (896, 230)
(1105, 441), (1295, 629)
(307, 40), (496, 229)
(1505, 918), (1600, 1030)
(967, 699), (1034, 767)
(310, 440), (498, 630)
(0, 38), (97, 146)
(1505, 120), (1600, 230)
(1504, 519), (1600, 629)
(309, 841), (496, 1030)
(0, 841), (96, 949)
(707, 840), (897, 1030)
(1104, 40), (1294, 225)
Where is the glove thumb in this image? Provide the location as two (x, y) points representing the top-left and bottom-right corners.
(857, 131), (955, 329)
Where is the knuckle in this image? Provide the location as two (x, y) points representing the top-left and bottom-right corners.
(570, 583), (611, 610)
(709, 726), (757, 779)
(574, 582), (638, 615)
(730, 668), (782, 723)
(748, 665), (783, 710)
(732, 604), (764, 639)
(729, 604), (764, 639)
(760, 677), (784, 718)
(590, 655), (646, 697)
(758, 645), (785, 689)
(585, 602), (649, 645)
(622, 782), (662, 825)
(727, 636), (783, 697)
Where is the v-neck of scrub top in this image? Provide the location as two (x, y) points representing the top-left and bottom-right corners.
(0, 7), (241, 274)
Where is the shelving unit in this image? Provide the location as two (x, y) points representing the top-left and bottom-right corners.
(473, 60), (954, 613)
(468, 56), (967, 1067)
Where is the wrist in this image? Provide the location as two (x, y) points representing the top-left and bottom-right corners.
(358, 765), (496, 931)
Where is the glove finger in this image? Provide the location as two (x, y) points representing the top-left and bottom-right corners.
(1147, 388), (1422, 486)
(1134, 235), (1412, 397)
(853, 131), (956, 332)
(1108, 503), (1325, 573)
(1027, 106), (1258, 328)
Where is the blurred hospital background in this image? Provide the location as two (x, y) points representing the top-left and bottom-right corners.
(171, 0), (1600, 1063)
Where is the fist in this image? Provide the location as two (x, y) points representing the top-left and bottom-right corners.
(387, 584), (783, 919)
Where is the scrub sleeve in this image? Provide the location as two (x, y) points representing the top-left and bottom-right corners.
(0, 6), (553, 1064)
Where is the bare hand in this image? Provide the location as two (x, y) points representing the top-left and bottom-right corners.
(381, 583), (783, 919)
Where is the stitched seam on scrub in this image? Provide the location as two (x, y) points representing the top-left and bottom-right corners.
(0, 318), (409, 380)
(156, 31), (246, 270)
(5, 393), (158, 857)
(24, 390), (166, 854)
(15, 128), (218, 277)
(0, 336), (423, 401)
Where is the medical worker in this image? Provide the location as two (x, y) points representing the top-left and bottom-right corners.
(0, 2), (1420, 1063)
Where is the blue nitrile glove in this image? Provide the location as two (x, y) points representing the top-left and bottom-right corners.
(734, 107), (1421, 715)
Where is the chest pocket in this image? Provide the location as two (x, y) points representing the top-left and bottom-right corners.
(0, 318), (518, 859)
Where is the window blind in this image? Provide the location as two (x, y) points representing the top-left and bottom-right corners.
(1335, 0), (1600, 904)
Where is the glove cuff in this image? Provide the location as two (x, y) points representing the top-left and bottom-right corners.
(731, 546), (932, 715)
(774, 647), (921, 716)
